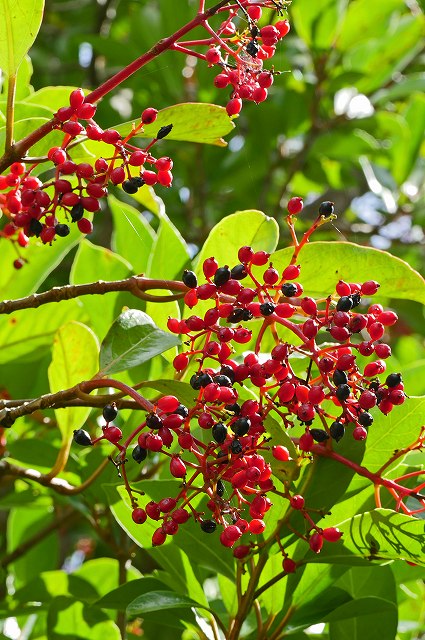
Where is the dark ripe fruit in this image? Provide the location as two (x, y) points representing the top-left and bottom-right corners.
(122, 177), (143, 194)
(190, 373), (203, 390)
(212, 423), (228, 443)
(146, 413), (163, 429)
(225, 402), (240, 414)
(359, 412), (374, 427)
(73, 429), (92, 446)
(386, 372), (402, 387)
(156, 124), (173, 139)
(230, 439), (243, 455)
(214, 266), (231, 287)
(336, 296), (353, 312)
(70, 202), (84, 222)
(351, 292), (361, 308)
(216, 479), (225, 497)
(231, 417), (251, 436)
(330, 421), (345, 442)
(200, 519), (217, 533)
(335, 384), (351, 402)
(29, 218), (43, 236)
(227, 308), (245, 323)
(132, 445), (148, 463)
(231, 264), (248, 280)
(259, 302), (275, 316)
(310, 428), (330, 443)
(281, 282), (297, 297)
(220, 365), (236, 382)
(332, 369), (348, 386)
(318, 201), (334, 216)
(103, 403), (118, 422)
(213, 374), (232, 387)
(175, 404), (189, 418)
(182, 269), (198, 288)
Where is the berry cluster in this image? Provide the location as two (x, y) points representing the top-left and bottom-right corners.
(73, 198), (406, 570)
(205, 6), (290, 116)
(0, 95), (173, 267)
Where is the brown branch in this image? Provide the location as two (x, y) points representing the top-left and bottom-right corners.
(0, 276), (187, 315)
(0, 457), (109, 496)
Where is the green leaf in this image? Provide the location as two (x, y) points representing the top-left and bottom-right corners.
(109, 194), (156, 274)
(145, 213), (190, 280)
(291, 0), (349, 49)
(47, 597), (121, 640)
(95, 578), (166, 610)
(137, 380), (193, 408)
(194, 210), (279, 276)
(99, 309), (180, 375)
(116, 103), (235, 147)
(0, 224), (82, 300)
(271, 242), (425, 304)
(392, 93), (425, 184)
(325, 595), (397, 622)
(337, 0), (405, 50)
(336, 509), (425, 566)
(70, 239), (132, 340)
(0, 117), (63, 157)
(48, 321), (99, 439)
(0, 0), (44, 76)
(127, 590), (209, 616)
(73, 558), (140, 602)
(14, 571), (99, 606)
(361, 396), (425, 473)
(0, 299), (84, 364)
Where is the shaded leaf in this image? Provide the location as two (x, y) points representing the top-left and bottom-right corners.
(127, 590), (209, 616)
(99, 309), (180, 375)
(0, 0), (44, 75)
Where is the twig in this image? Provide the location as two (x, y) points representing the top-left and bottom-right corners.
(0, 276), (187, 315)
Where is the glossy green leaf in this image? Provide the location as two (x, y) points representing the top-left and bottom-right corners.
(361, 396), (425, 473)
(109, 194), (156, 274)
(337, 0), (405, 50)
(127, 590), (209, 616)
(0, 224), (81, 300)
(95, 578), (166, 610)
(0, 0), (44, 75)
(271, 242), (425, 304)
(70, 239), (132, 340)
(392, 93), (425, 184)
(0, 299), (84, 364)
(326, 595), (397, 623)
(336, 509), (425, 566)
(99, 309), (180, 375)
(194, 210), (279, 276)
(145, 213), (190, 280)
(48, 321), (99, 439)
(116, 103), (235, 147)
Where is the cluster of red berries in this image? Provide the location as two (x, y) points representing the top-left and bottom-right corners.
(73, 198), (404, 569)
(205, 6), (290, 116)
(0, 91), (173, 267)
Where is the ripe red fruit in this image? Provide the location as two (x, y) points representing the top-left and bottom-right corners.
(145, 501), (161, 520)
(104, 426), (122, 443)
(275, 19), (290, 38)
(172, 508), (190, 524)
(158, 497), (177, 513)
(132, 508), (147, 524)
(299, 432), (314, 452)
(206, 47), (221, 65)
(287, 197), (303, 215)
(141, 107), (158, 124)
(249, 519), (266, 534)
(361, 280), (380, 295)
(170, 455), (187, 478)
(322, 527), (342, 542)
(364, 360), (386, 377)
(377, 311), (398, 326)
(309, 532), (323, 553)
(353, 426), (368, 441)
(152, 528), (167, 546)
(290, 494), (305, 510)
(69, 88), (85, 109)
(283, 557), (297, 573)
(233, 544), (251, 559)
(157, 395), (180, 413)
(247, 5), (261, 20)
(226, 98), (243, 117)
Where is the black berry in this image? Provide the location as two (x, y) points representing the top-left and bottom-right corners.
(71, 203), (84, 222)
(146, 413), (163, 429)
(227, 308), (245, 323)
(310, 428), (330, 443)
(156, 124), (173, 139)
(182, 269), (198, 288)
(230, 439), (243, 455)
(386, 373), (402, 388)
(73, 429), (92, 446)
(230, 264), (248, 280)
(29, 218), (43, 236)
(214, 266), (231, 287)
(281, 283), (297, 297)
(335, 384), (351, 402)
(175, 404), (189, 418)
(231, 417), (251, 436)
(132, 445), (148, 463)
(200, 519), (217, 533)
(259, 302), (275, 316)
(216, 479), (225, 497)
(213, 374), (232, 387)
(329, 421), (345, 442)
(55, 223), (70, 237)
(332, 369), (348, 386)
(318, 201), (334, 216)
(359, 412), (374, 427)
(212, 423), (227, 444)
(103, 403), (118, 422)
(336, 296), (353, 312)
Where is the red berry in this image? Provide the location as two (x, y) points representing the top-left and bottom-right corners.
(272, 445), (290, 461)
(322, 527), (342, 542)
(233, 545), (251, 559)
(170, 455), (187, 478)
(353, 426), (368, 441)
(361, 280), (380, 295)
(247, 5), (262, 20)
(283, 557), (297, 573)
(104, 426), (122, 443)
(275, 19), (290, 38)
(251, 251), (270, 266)
(101, 129), (121, 145)
(249, 519), (266, 534)
(172, 508), (190, 524)
(145, 501), (161, 520)
(290, 494), (305, 510)
(77, 218), (93, 234)
(152, 528), (167, 546)
(309, 532), (323, 553)
(76, 102), (96, 119)
(141, 107), (158, 124)
(287, 197), (303, 215)
(376, 311), (398, 326)
(206, 47), (221, 65)
(69, 88), (85, 109)
(132, 508), (147, 524)
(226, 98), (242, 117)
(158, 497), (177, 513)
(364, 360), (386, 377)
(157, 395), (180, 413)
